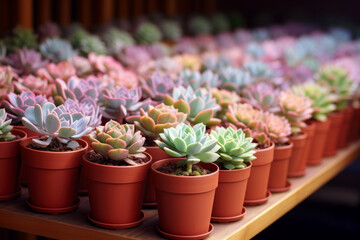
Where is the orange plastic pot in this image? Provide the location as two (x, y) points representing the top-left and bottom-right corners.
(307, 120), (330, 166)
(78, 135), (92, 195)
(143, 146), (173, 207)
(152, 158), (219, 238)
(287, 133), (308, 177)
(244, 142), (274, 206)
(338, 106), (352, 149)
(323, 111), (344, 157)
(268, 142), (293, 192)
(0, 129), (27, 201)
(20, 138), (87, 213)
(83, 151), (151, 228)
(211, 162), (252, 223)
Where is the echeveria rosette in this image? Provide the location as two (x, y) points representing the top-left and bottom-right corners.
(104, 27), (135, 55)
(210, 127), (257, 170)
(0, 66), (17, 96)
(13, 75), (49, 95)
(292, 82), (337, 122)
(4, 26), (38, 53)
(40, 38), (77, 63)
(219, 66), (252, 93)
(155, 123), (220, 174)
(161, 20), (182, 42)
(0, 108), (16, 141)
(180, 69), (219, 90)
(88, 53), (124, 74)
(67, 56), (93, 77)
(278, 89), (314, 134)
(64, 98), (102, 129)
(88, 121), (147, 166)
(262, 112), (291, 145)
(173, 54), (202, 72)
(243, 61), (274, 81)
(211, 13), (231, 34)
(135, 22), (162, 45)
(37, 61), (76, 83)
(79, 35), (108, 56)
(210, 88), (240, 120)
(128, 103), (187, 141)
(101, 87), (151, 123)
(188, 16), (212, 36)
(21, 102), (92, 149)
(3, 91), (48, 124)
(164, 86), (221, 127)
(315, 65), (354, 111)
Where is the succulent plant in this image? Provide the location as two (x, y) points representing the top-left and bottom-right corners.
(13, 74), (49, 95)
(3, 90), (48, 124)
(245, 42), (265, 59)
(210, 127), (257, 170)
(188, 16), (212, 36)
(40, 38), (77, 63)
(161, 20), (182, 42)
(210, 88), (240, 120)
(262, 112), (291, 145)
(5, 48), (48, 75)
(194, 34), (217, 52)
(278, 89), (314, 134)
(22, 102), (92, 149)
(241, 81), (279, 112)
(128, 103), (187, 142)
(101, 87), (151, 123)
(116, 45), (152, 70)
(0, 43), (7, 63)
(201, 53), (232, 72)
(64, 98), (102, 129)
(4, 26), (37, 53)
(315, 65), (354, 111)
(0, 108), (16, 141)
(88, 53), (123, 73)
(180, 69), (219, 90)
(69, 28), (91, 49)
(292, 82), (337, 122)
(233, 29), (253, 44)
(103, 27), (135, 54)
(135, 22), (162, 45)
(173, 54), (202, 71)
(155, 123), (220, 174)
(172, 37), (199, 55)
(37, 22), (61, 42)
(88, 121), (147, 166)
(79, 35), (108, 56)
(37, 61), (76, 82)
(164, 86), (221, 127)
(243, 61), (274, 81)
(219, 66), (252, 92)
(138, 57), (182, 78)
(144, 43), (170, 60)
(67, 56), (93, 77)
(0, 66), (17, 96)
(215, 32), (236, 49)
(211, 13), (230, 34)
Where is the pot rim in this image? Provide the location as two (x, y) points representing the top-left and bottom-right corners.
(274, 141), (294, 150)
(255, 141), (275, 152)
(0, 129), (27, 145)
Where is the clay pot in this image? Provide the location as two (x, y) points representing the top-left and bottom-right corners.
(301, 123), (316, 174)
(307, 120), (331, 166)
(338, 106), (352, 149)
(323, 111), (344, 157)
(20, 138), (88, 214)
(0, 129), (27, 201)
(268, 143), (293, 192)
(143, 146), (173, 207)
(78, 135), (92, 195)
(244, 142), (274, 206)
(211, 162), (252, 223)
(152, 158), (219, 238)
(287, 133), (308, 177)
(355, 107), (360, 140)
(83, 151), (151, 229)
(348, 106), (360, 142)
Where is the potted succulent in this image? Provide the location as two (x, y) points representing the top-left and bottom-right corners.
(226, 103), (275, 205)
(153, 123), (220, 239)
(0, 108), (27, 201)
(83, 121), (152, 229)
(210, 127), (257, 222)
(127, 103), (187, 206)
(20, 102), (91, 214)
(278, 89), (313, 177)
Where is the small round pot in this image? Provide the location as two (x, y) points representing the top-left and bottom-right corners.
(0, 129), (27, 201)
(143, 146), (173, 207)
(83, 151), (152, 228)
(152, 158), (219, 238)
(211, 162), (252, 222)
(268, 142), (293, 192)
(338, 106), (352, 149)
(323, 111), (344, 157)
(244, 142), (274, 206)
(302, 122), (316, 172)
(20, 138), (88, 213)
(287, 133), (308, 177)
(307, 120), (331, 166)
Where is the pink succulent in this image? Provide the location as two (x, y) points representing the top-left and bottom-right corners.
(88, 53), (124, 73)
(37, 61), (76, 82)
(13, 74), (49, 96)
(0, 66), (17, 97)
(67, 55), (94, 77)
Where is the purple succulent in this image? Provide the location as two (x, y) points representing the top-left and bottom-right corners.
(37, 22), (61, 42)
(172, 37), (199, 55)
(216, 32), (236, 49)
(5, 48), (48, 75)
(116, 45), (152, 70)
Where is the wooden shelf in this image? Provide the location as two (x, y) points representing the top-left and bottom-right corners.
(1, 141), (360, 240)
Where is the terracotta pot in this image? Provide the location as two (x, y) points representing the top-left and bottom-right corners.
(307, 120), (331, 166)
(348, 106), (360, 142)
(152, 158), (219, 238)
(20, 138), (88, 213)
(287, 133), (308, 177)
(301, 122), (316, 174)
(83, 151), (152, 228)
(345, 106), (355, 145)
(338, 106), (352, 149)
(0, 130), (27, 201)
(211, 162), (252, 222)
(143, 146), (173, 207)
(268, 143), (293, 192)
(13, 125), (40, 186)
(323, 111), (344, 157)
(78, 135), (92, 195)
(244, 142), (274, 206)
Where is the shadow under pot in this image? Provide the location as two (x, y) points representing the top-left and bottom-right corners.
(20, 137), (88, 214)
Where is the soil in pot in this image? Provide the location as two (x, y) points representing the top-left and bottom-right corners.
(0, 129), (27, 201)
(307, 120), (330, 166)
(323, 111), (344, 157)
(287, 133), (308, 177)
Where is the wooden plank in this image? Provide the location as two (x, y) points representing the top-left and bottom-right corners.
(15, 0), (33, 29)
(57, 0), (71, 27)
(78, 0), (92, 29)
(0, 141), (359, 240)
(96, 0), (114, 25)
(37, 0), (52, 26)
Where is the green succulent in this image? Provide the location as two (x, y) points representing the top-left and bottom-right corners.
(155, 123), (220, 174)
(79, 35), (108, 56)
(69, 28), (91, 49)
(161, 20), (182, 42)
(188, 16), (212, 36)
(104, 28), (135, 54)
(210, 127), (257, 170)
(88, 120), (147, 166)
(135, 22), (162, 45)
(211, 13), (230, 34)
(0, 108), (16, 141)
(4, 26), (37, 53)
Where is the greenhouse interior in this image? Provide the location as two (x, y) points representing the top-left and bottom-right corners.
(0, 0), (359, 239)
